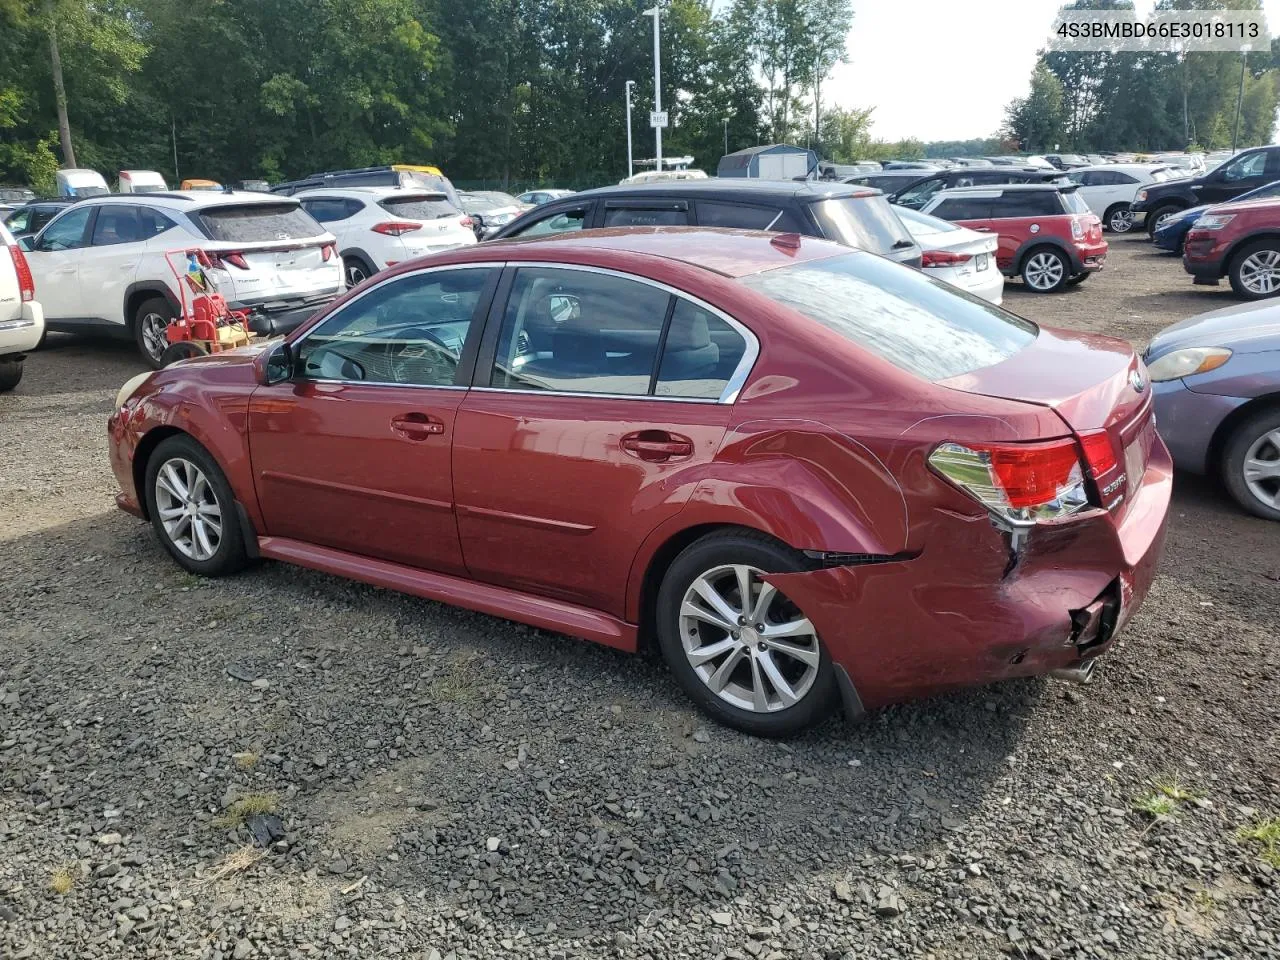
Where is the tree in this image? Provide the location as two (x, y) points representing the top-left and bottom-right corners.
(1004, 63), (1067, 152)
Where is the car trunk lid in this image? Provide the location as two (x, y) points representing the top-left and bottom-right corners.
(939, 326), (1155, 512)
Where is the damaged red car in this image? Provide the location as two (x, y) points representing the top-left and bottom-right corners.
(108, 228), (1171, 736)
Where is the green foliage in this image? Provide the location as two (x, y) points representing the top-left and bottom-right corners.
(1237, 817), (1280, 867)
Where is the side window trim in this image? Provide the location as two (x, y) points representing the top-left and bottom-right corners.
(287, 262), (501, 389)
(468, 262), (759, 404)
(601, 199), (689, 211)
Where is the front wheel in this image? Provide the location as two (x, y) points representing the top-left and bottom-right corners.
(0, 358), (23, 392)
(134, 296), (176, 369)
(1104, 204), (1134, 234)
(655, 531), (838, 737)
(1020, 247), (1069, 292)
(1222, 409), (1280, 521)
(1146, 204), (1183, 238)
(144, 434), (249, 576)
(1228, 240), (1280, 300)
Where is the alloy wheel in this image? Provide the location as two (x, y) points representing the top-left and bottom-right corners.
(345, 259), (369, 286)
(154, 457), (223, 561)
(678, 564), (820, 713)
(1242, 428), (1280, 510)
(1109, 209), (1134, 233)
(1024, 252), (1065, 291)
(140, 311), (170, 363)
(1153, 210), (1178, 230)
(1238, 250), (1280, 296)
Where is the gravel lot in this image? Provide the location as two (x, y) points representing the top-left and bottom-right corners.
(2, 235), (1279, 959)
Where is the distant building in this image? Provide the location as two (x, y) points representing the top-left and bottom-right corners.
(716, 144), (817, 180)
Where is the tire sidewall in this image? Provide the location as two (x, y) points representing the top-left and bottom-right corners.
(1020, 246), (1069, 293)
(1228, 240), (1280, 301)
(1104, 204), (1133, 234)
(343, 256), (374, 288)
(0, 358), (22, 392)
(143, 435), (247, 575)
(1146, 204), (1182, 238)
(1221, 410), (1280, 521)
(655, 533), (838, 737)
(134, 296), (176, 369)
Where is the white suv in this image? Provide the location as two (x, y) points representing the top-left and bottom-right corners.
(0, 221), (43, 391)
(294, 186), (477, 287)
(21, 191), (343, 366)
(1062, 163), (1180, 233)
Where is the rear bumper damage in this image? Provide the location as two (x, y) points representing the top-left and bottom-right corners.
(764, 440), (1172, 712)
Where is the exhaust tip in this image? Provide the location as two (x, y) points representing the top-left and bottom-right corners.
(1050, 659), (1098, 685)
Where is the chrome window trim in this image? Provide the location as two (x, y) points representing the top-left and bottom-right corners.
(490, 261), (760, 404)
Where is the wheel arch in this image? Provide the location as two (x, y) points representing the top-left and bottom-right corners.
(1014, 236), (1077, 274)
(1220, 231), (1280, 279)
(131, 425), (189, 520)
(124, 282), (179, 333)
(1205, 391), (1280, 475)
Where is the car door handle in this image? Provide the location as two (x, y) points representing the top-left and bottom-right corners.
(620, 430), (694, 463)
(973, 227), (994, 233)
(391, 413), (445, 440)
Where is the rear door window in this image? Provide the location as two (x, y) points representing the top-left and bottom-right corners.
(992, 192), (1060, 217)
(740, 253), (1036, 381)
(193, 203), (324, 242)
(929, 197), (993, 220)
(808, 196), (913, 253)
(655, 300), (748, 399)
(140, 207), (178, 237)
(90, 205), (143, 246)
(695, 202), (801, 231)
(602, 204), (690, 227)
(379, 194), (458, 220)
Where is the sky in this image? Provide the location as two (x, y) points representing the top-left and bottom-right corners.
(826, 0), (1280, 143)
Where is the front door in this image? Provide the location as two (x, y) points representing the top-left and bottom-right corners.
(78, 204), (145, 326)
(454, 265), (753, 617)
(25, 205), (95, 321)
(247, 265), (497, 575)
(1199, 149), (1275, 204)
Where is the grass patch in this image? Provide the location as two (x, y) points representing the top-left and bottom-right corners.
(213, 792), (278, 829)
(1237, 817), (1280, 868)
(49, 864), (77, 895)
(1134, 772), (1198, 823)
(433, 652), (496, 705)
(233, 751), (259, 771)
(1153, 773), (1197, 803)
(1134, 793), (1178, 819)
(201, 846), (264, 885)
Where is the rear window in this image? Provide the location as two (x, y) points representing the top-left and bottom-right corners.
(1061, 191), (1091, 215)
(380, 194), (459, 220)
(194, 203), (323, 242)
(992, 191), (1061, 217)
(739, 253), (1037, 381)
(809, 196), (913, 254)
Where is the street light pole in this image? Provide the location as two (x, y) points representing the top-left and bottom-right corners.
(625, 80), (636, 179)
(643, 6), (663, 172)
(723, 117), (729, 157)
(1232, 50), (1247, 151)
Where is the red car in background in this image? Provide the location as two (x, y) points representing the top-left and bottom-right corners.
(921, 183), (1107, 292)
(107, 228), (1170, 736)
(1183, 197), (1280, 300)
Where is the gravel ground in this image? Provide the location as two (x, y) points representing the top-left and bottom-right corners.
(2, 235), (1279, 959)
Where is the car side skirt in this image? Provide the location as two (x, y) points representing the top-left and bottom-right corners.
(257, 536), (639, 652)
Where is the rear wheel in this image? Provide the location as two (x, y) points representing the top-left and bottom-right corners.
(0, 358), (23, 392)
(159, 340), (208, 367)
(1145, 204), (1183, 238)
(1067, 272), (1090, 286)
(144, 434), (248, 576)
(343, 255), (375, 287)
(1104, 204), (1134, 234)
(1222, 408), (1280, 521)
(134, 296), (175, 369)
(655, 531), (838, 737)
(1020, 247), (1069, 292)
(1228, 240), (1280, 300)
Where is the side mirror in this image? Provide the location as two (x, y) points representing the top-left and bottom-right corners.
(548, 294), (581, 323)
(260, 340), (293, 385)
(18, 235), (34, 252)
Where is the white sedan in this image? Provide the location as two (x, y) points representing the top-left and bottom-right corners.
(894, 206), (1003, 305)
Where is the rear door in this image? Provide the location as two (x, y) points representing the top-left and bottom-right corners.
(78, 204), (145, 326)
(599, 198), (691, 227)
(452, 264), (753, 617)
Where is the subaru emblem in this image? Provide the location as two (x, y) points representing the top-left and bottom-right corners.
(1130, 369), (1146, 393)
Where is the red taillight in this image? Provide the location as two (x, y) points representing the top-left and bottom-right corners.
(459, 216), (474, 229)
(223, 252), (249, 269)
(920, 249), (972, 268)
(321, 243), (335, 262)
(929, 438), (1091, 525)
(8, 243), (34, 302)
(970, 439), (1083, 510)
(1077, 429), (1118, 478)
(372, 221), (423, 236)
(195, 250), (248, 270)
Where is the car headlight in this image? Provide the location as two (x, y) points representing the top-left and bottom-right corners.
(1146, 347), (1232, 382)
(1136, 189), (1148, 202)
(1191, 213), (1235, 231)
(115, 372), (152, 409)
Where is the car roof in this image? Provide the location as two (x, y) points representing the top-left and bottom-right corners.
(294, 185), (445, 198)
(79, 191), (304, 209)
(1074, 162), (1169, 173)
(479, 226), (848, 278)
(564, 179), (882, 203)
(935, 182), (1072, 194)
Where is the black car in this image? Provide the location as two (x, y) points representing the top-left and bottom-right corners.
(3, 198), (79, 240)
(1132, 145), (1280, 237)
(488, 180), (923, 267)
(873, 167), (1058, 211)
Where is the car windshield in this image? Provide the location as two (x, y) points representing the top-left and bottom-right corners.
(894, 206), (961, 234)
(1062, 191), (1091, 214)
(740, 253), (1036, 382)
(380, 194), (459, 219)
(193, 203), (324, 242)
(808, 196), (914, 254)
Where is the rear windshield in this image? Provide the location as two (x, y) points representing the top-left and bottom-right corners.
(1062, 190), (1091, 214)
(739, 253), (1037, 381)
(193, 203), (323, 242)
(379, 194), (459, 220)
(809, 196), (914, 254)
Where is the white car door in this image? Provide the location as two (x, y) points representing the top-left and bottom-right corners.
(77, 204), (145, 327)
(23, 205), (94, 320)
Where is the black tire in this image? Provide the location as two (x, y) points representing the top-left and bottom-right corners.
(1227, 239), (1280, 301)
(0, 358), (23, 392)
(1067, 272), (1089, 286)
(1019, 246), (1070, 293)
(1221, 407), (1280, 522)
(160, 340), (208, 367)
(655, 530), (839, 737)
(1103, 203), (1134, 234)
(1145, 203), (1183, 239)
(343, 255), (375, 288)
(134, 296), (176, 369)
(143, 434), (249, 576)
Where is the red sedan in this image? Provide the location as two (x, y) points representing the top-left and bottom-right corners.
(108, 228), (1171, 736)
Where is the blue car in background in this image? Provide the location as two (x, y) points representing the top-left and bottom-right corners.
(1153, 179), (1280, 253)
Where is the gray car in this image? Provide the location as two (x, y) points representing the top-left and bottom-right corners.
(1146, 300), (1280, 519)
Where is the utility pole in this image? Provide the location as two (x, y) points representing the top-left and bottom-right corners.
(1233, 50), (1247, 151)
(723, 117), (729, 157)
(813, 56), (821, 158)
(625, 80), (636, 178)
(643, 6), (663, 172)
